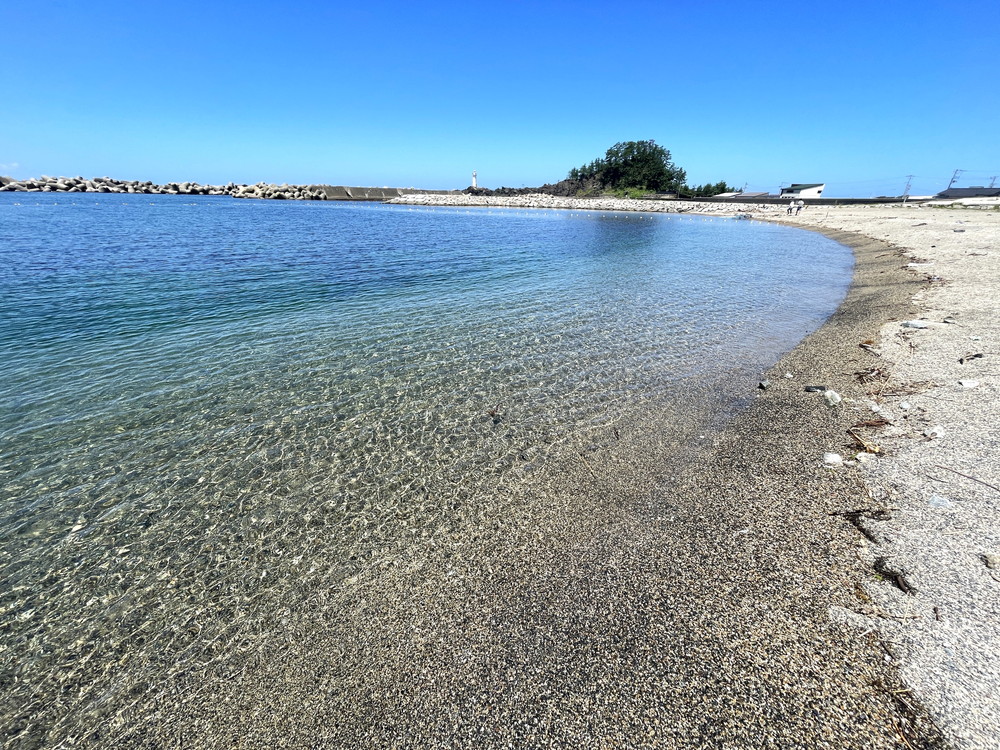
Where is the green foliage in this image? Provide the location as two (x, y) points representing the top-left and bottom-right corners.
(685, 180), (737, 197)
(568, 140), (686, 193)
(610, 187), (652, 199)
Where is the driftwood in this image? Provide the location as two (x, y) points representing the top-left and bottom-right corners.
(933, 464), (1000, 493)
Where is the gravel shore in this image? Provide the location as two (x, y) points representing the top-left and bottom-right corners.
(133, 203), (946, 749)
(22, 195), (995, 748)
(379, 193), (998, 748)
(128, 196), (984, 750)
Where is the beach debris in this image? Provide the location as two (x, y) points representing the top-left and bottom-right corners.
(970, 335), (982, 341)
(804, 385), (828, 392)
(923, 425), (945, 439)
(943, 316), (958, 324)
(901, 320), (929, 329)
(784, 372), (794, 379)
(854, 417), (891, 428)
(855, 366), (888, 384)
(847, 428), (881, 454)
(823, 452), (844, 467)
(830, 507), (890, 543)
(899, 401), (911, 411)
(823, 389), (843, 407)
(859, 339), (882, 356)
(958, 352), (984, 364)
(758, 379), (770, 390)
(981, 555), (1000, 584)
(958, 379), (980, 389)
(928, 494), (953, 509)
(933, 464), (1000, 493)
(855, 452), (876, 465)
(874, 557), (916, 595)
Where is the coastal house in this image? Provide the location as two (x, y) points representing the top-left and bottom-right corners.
(780, 183), (825, 199)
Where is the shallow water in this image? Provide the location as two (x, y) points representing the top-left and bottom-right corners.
(0, 194), (852, 744)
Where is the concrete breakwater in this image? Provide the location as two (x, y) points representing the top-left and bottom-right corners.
(388, 191), (790, 215)
(0, 175), (460, 202)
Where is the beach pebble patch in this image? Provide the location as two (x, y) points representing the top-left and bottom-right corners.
(823, 389), (843, 407)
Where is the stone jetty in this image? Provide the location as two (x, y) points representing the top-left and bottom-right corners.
(0, 175), (459, 201)
(387, 191), (787, 216)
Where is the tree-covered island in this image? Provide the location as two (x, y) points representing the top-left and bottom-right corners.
(466, 140), (736, 199)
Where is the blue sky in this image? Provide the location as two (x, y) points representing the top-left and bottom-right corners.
(2, 1), (998, 197)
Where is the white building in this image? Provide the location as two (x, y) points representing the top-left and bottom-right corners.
(780, 183), (825, 199)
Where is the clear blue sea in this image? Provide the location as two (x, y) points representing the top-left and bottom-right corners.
(0, 194), (852, 743)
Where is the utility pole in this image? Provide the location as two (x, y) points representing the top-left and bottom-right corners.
(902, 175), (913, 202)
(946, 169), (964, 191)
(990, 176), (997, 188)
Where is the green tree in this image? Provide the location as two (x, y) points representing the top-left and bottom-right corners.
(569, 140), (686, 193)
(685, 180), (737, 197)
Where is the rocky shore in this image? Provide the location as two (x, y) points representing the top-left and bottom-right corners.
(388, 190), (786, 215)
(0, 174), (328, 200)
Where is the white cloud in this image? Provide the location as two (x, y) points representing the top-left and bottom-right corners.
(0, 162), (20, 171)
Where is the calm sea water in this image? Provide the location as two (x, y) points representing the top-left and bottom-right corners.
(0, 194), (852, 744)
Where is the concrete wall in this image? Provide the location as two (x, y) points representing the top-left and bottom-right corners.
(308, 186), (460, 201)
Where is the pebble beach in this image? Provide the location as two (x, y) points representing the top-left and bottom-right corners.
(391, 193), (1000, 748)
(6, 191), (998, 748)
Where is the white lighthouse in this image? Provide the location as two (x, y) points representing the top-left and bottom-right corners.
(472, 170), (477, 188)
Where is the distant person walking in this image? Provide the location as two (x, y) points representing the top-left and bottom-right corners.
(795, 199), (804, 214)
(787, 200), (795, 215)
